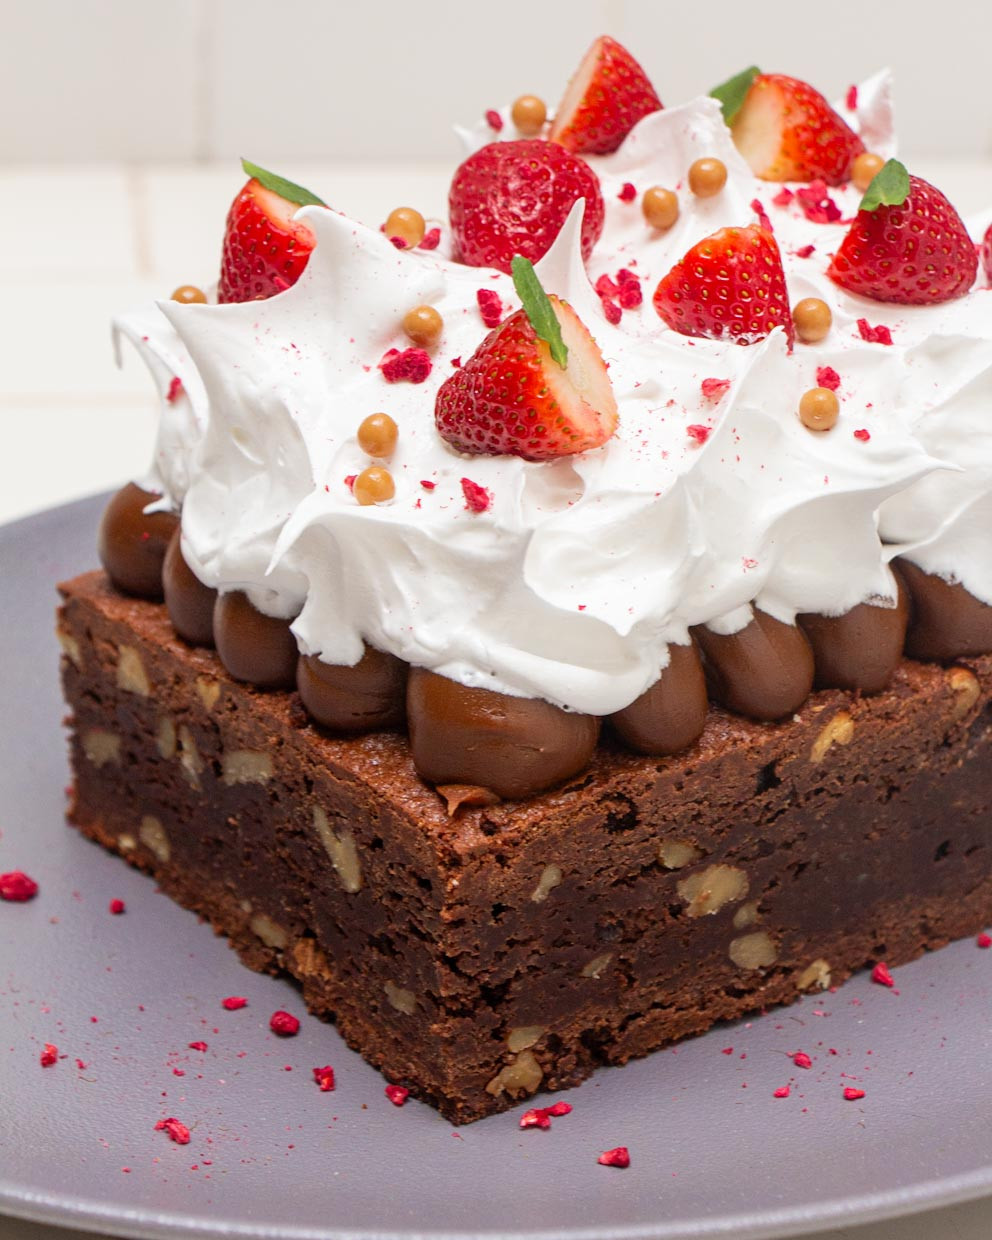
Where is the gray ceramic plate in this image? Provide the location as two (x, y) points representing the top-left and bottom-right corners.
(2, 495), (992, 1240)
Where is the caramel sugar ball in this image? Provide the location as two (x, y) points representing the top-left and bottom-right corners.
(402, 304), (443, 347)
(799, 387), (840, 432)
(642, 186), (680, 231)
(353, 466), (395, 506)
(171, 284), (207, 305)
(851, 151), (885, 192)
(511, 94), (547, 136)
(384, 207), (426, 249)
(688, 157), (727, 198)
(357, 412), (399, 459)
(792, 297), (833, 344)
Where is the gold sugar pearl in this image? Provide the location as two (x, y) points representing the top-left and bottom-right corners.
(792, 298), (833, 344)
(511, 94), (547, 136)
(353, 466), (396, 506)
(851, 151), (885, 192)
(688, 157), (727, 198)
(642, 186), (680, 231)
(402, 304), (443, 347)
(384, 206), (426, 249)
(799, 387), (840, 432)
(357, 412), (398, 459)
(171, 284), (207, 305)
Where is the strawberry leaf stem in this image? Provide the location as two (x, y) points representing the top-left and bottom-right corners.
(511, 256), (568, 369)
(241, 159), (325, 207)
(710, 66), (761, 124)
(859, 158), (910, 213)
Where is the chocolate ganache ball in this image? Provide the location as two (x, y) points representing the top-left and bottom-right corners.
(407, 669), (600, 800)
(798, 574), (909, 693)
(694, 610), (815, 722)
(213, 591), (298, 689)
(97, 483), (178, 600)
(898, 559), (992, 661)
(297, 647), (408, 732)
(162, 527), (217, 647)
(610, 641), (708, 755)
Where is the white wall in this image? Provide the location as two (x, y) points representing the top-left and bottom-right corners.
(3, 0), (991, 166)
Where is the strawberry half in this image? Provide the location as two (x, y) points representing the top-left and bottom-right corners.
(435, 258), (617, 460)
(979, 220), (992, 284)
(652, 225), (794, 346)
(218, 160), (324, 303)
(731, 73), (864, 185)
(449, 140), (604, 274)
(828, 168), (977, 305)
(549, 35), (662, 155)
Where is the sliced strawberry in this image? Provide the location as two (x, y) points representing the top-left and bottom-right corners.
(218, 161), (324, 303)
(449, 140), (603, 274)
(828, 170), (977, 305)
(981, 220), (992, 283)
(731, 73), (864, 185)
(549, 36), (662, 155)
(435, 260), (617, 460)
(652, 225), (794, 346)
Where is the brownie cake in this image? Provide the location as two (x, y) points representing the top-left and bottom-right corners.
(60, 38), (992, 1121)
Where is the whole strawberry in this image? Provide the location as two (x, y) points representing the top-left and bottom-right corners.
(652, 224), (794, 346)
(828, 161), (978, 304)
(449, 140), (604, 274)
(726, 70), (864, 185)
(218, 160), (324, 303)
(550, 35), (662, 155)
(435, 257), (617, 460)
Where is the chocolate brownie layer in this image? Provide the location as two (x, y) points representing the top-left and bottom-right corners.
(58, 571), (992, 1123)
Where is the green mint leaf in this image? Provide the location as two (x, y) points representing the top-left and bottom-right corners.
(511, 256), (568, 369)
(859, 158), (911, 212)
(710, 66), (761, 124)
(241, 158), (325, 207)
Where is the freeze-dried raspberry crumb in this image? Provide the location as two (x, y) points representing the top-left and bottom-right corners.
(450, 356), (462, 368)
(388, 235), (408, 250)
(978, 933), (992, 949)
(485, 109), (503, 132)
(616, 268), (642, 308)
(520, 1108), (552, 1130)
(221, 996), (247, 1011)
(461, 477), (492, 513)
(816, 366), (841, 391)
(853, 428), (871, 442)
(420, 479), (436, 491)
(793, 244), (815, 259)
(166, 376), (184, 403)
(793, 1051), (813, 1069)
(477, 288), (503, 328)
(155, 1117), (191, 1145)
(773, 187), (795, 208)
(843, 1087), (866, 1101)
(751, 198), (773, 233)
(545, 1101), (572, 1117)
(600, 296), (622, 325)
(701, 377), (730, 400)
(344, 474), (357, 492)
(595, 274), (619, 299)
(385, 1084), (409, 1106)
(379, 347), (432, 384)
(721, 1047), (734, 1055)
(618, 181), (637, 202)
(871, 962), (894, 986)
(1, 871), (38, 902)
(109, 898), (126, 915)
(846, 85), (858, 111)
(598, 1146), (630, 1168)
(857, 318), (893, 345)
(313, 1065), (336, 1092)
(418, 227), (441, 250)
(686, 424), (711, 445)
(269, 1010), (300, 1037)
(796, 180), (841, 224)
(188, 1041), (208, 1052)
(773, 1085), (791, 1098)
(40, 1043), (58, 1067)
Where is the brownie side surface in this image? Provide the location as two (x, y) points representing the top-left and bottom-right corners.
(58, 571), (992, 1122)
